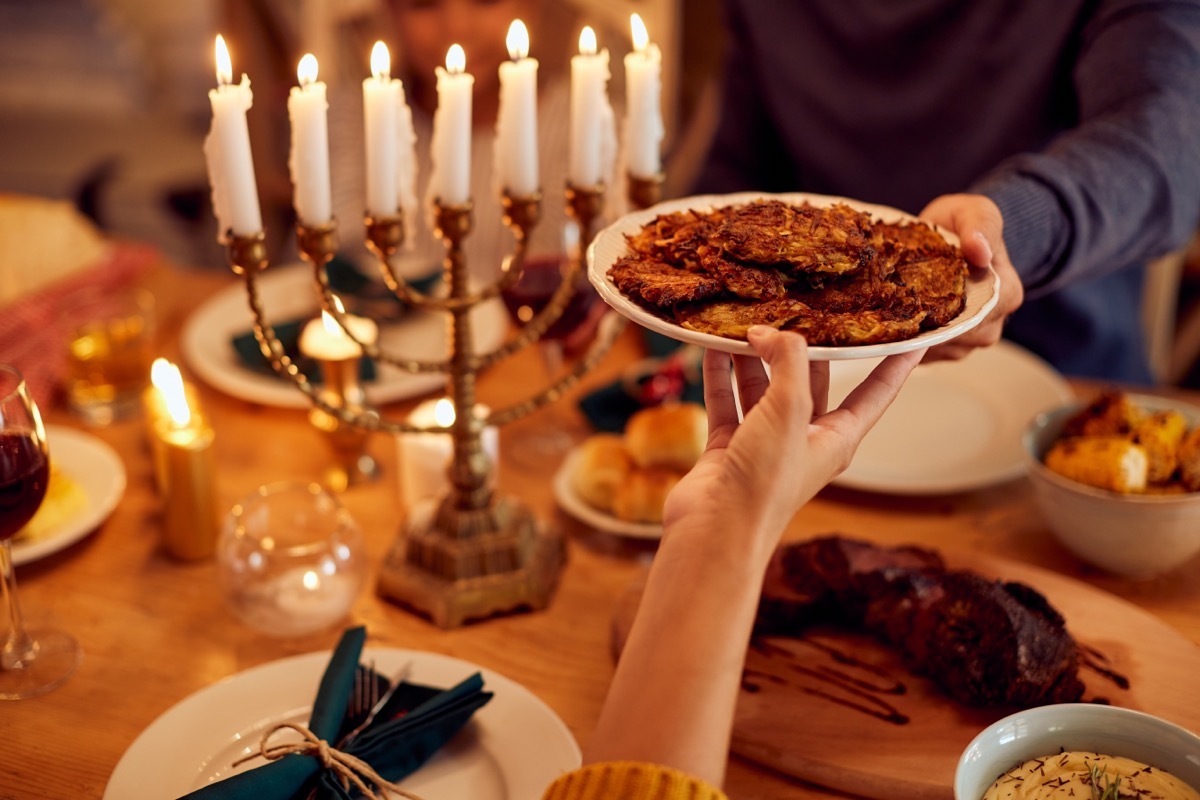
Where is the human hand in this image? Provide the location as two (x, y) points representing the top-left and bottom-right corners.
(919, 193), (1024, 362)
(660, 327), (923, 564)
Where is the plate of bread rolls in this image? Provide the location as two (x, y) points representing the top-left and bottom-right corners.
(554, 403), (708, 538)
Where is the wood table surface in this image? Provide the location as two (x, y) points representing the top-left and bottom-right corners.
(3, 260), (1199, 800)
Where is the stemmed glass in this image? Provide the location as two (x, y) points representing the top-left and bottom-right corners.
(0, 364), (80, 699)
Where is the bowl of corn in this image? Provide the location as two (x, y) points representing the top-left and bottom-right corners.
(1022, 391), (1200, 577)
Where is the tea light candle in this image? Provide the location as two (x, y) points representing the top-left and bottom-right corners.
(363, 41), (400, 217)
(254, 567), (359, 630)
(299, 306), (379, 362)
(150, 359), (219, 560)
(203, 34), (263, 241)
(495, 19), (539, 197)
(398, 398), (499, 508)
(623, 14), (663, 179)
(430, 44), (474, 205)
(288, 53), (332, 225)
(569, 26), (616, 187)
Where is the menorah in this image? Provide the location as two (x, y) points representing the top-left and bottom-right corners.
(224, 174), (662, 628)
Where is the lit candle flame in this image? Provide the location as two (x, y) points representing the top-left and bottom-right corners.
(297, 53), (318, 87)
(434, 398), (456, 427)
(507, 19), (529, 61)
(371, 41), (391, 79)
(215, 34), (233, 86)
(320, 309), (342, 337)
(579, 25), (597, 56)
(630, 13), (649, 53)
(302, 570), (321, 591)
(151, 358), (192, 428)
(446, 43), (466, 74)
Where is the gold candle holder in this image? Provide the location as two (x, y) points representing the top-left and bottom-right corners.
(225, 175), (655, 627)
(309, 356), (380, 492)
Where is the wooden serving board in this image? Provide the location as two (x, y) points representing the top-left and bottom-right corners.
(612, 550), (1200, 800)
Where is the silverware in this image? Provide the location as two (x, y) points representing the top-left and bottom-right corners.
(337, 662), (413, 748)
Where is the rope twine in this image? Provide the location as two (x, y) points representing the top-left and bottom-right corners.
(232, 722), (428, 800)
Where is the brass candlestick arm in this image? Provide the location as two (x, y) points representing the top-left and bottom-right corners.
(627, 172), (664, 211)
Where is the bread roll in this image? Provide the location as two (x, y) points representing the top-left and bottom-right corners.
(611, 468), (683, 523)
(571, 433), (633, 512)
(625, 403), (707, 470)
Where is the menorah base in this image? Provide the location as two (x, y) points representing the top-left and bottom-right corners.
(376, 495), (566, 628)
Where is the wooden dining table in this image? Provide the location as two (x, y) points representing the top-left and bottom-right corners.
(3, 256), (1199, 800)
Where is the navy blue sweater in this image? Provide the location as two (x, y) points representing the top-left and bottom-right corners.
(696, 0), (1200, 383)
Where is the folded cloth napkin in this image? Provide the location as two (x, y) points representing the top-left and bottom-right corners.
(0, 241), (156, 409)
(578, 332), (704, 433)
(230, 257), (441, 383)
(178, 626), (492, 800)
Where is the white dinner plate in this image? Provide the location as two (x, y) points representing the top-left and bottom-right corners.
(11, 425), (125, 566)
(104, 646), (581, 800)
(552, 447), (663, 539)
(587, 191), (999, 359)
(181, 265), (509, 409)
(828, 340), (1074, 494)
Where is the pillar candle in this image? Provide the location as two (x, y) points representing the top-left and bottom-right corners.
(430, 44), (474, 206)
(150, 360), (218, 560)
(398, 398), (499, 509)
(363, 41), (400, 217)
(568, 26), (616, 187)
(495, 19), (539, 197)
(299, 307), (379, 362)
(288, 53), (332, 225)
(623, 14), (664, 179)
(203, 34), (263, 242)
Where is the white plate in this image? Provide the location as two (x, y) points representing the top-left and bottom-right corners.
(552, 448), (663, 539)
(11, 425), (125, 566)
(104, 647), (581, 800)
(828, 340), (1073, 494)
(182, 265), (509, 409)
(587, 191), (999, 360)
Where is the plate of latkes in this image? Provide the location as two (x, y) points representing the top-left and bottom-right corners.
(588, 192), (1000, 359)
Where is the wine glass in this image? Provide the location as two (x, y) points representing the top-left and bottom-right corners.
(500, 253), (602, 465)
(0, 364), (81, 699)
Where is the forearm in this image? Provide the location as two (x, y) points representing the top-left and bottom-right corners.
(585, 518), (772, 786)
(972, 2), (1200, 295)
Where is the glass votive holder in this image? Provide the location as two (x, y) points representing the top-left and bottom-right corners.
(217, 481), (366, 638)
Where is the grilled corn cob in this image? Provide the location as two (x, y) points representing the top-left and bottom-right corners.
(1132, 409), (1188, 483)
(1044, 436), (1149, 493)
(1061, 391), (1142, 438)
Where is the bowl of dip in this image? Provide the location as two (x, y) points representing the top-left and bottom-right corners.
(955, 704), (1200, 800)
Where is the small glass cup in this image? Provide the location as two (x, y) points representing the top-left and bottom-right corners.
(64, 286), (155, 425)
(217, 481), (366, 638)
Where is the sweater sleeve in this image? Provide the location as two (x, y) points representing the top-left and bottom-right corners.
(541, 761), (729, 800)
(971, 0), (1200, 297)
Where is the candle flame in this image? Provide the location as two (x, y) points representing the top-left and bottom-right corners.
(434, 398), (456, 427)
(215, 35), (233, 86)
(507, 19), (529, 61)
(579, 26), (597, 56)
(151, 357), (192, 428)
(446, 43), (466, 74)
(371, 40), (391, 79)
(297, 53), (318, 86)
(320, 309), (342, 336)
(630, 13), (649, 53)
(302, 570), (321, 591)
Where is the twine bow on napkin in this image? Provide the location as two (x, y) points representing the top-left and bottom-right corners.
(177, 626), (492, 800)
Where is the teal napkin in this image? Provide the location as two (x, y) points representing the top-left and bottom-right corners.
(177, 626), (492, 800)
(578, 331), (704, 432)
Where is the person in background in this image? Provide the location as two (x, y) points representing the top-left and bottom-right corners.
(694, 1), (1200, 384)
(539, 326), (924, 798)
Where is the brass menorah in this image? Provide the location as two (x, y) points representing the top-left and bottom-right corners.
(225, 174), (662, 627)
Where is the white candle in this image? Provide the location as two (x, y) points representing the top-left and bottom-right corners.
(494, 19), (539, 197)
(430, 44), (474, 206)
(203, 35), (263, 242)
(363, 41), (399, 217)
(398, 398), (499, 509)
(288, 53), (332, 225)
(569, 26), (616, 187)
(623, 14), (663, 179)
(299, 306), (379, 362)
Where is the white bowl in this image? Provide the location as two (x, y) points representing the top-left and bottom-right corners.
(1023, 394), (1200, 577)
(955, 703), (1200, 800)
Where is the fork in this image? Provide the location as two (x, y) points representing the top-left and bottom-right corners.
(336, 662), (412, 748)
(341, 660), (379, 738)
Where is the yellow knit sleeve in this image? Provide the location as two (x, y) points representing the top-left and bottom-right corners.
(541, 761), (729, 800)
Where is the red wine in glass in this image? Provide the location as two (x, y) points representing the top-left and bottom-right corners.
(0, 363), (80, 700)
(501, 255), (600, 345)
(0, 433), (49, 542)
